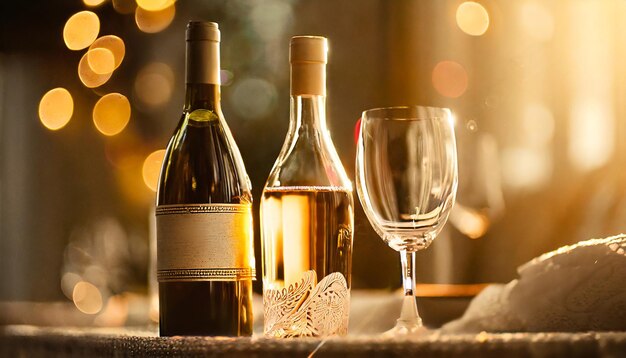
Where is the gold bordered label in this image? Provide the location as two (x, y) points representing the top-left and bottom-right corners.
(156, 203), (255, 282)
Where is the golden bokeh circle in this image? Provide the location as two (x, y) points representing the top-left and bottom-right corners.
(142, 149), (166, 192)
(63, 11), (100, 50)
(134, 62), (175, 107)
(432, 60), (469, 98)
(116, 154), (154, 204)
(87, 48), (115, 75)
(78, 50), (113, 88)
(83, 0), (106, 7)
(89, 35), (126, 70)
(61, 272), (82, 300)
(456, 2), (490, 37)
(72, 281), (103, 315)
(112, 0), (136, 14)
(93, 93), (131, 136)
(135, 4), (176, 33)
(39, 88), (74, 130)
(136, 0), (174, 11)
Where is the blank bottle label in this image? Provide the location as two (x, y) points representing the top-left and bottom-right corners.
(156, 203), (255, 282)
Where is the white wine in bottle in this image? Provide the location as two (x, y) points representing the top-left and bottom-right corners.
(156, 21), (255, 337)
(261, 36), (354, 338)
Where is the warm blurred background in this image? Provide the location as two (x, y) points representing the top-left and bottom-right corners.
(2, 0), (626, 326)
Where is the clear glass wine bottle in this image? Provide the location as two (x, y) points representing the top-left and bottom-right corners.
(261, 36), (354, 338)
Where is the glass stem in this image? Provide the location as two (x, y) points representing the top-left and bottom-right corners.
(398, 250), (422, 326)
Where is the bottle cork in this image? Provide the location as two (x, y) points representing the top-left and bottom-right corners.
(290, 36), (327, 96)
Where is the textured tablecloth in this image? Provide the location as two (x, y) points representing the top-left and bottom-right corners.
(2, 325), (625, 357)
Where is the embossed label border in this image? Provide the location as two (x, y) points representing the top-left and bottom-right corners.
(156, 203), (255, 282)
(156, 203), (251, 215)
(158, 268), (256, 282)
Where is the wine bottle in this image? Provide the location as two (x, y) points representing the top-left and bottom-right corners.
(156, 21), (255, 337)
(261, 36), (354, 337)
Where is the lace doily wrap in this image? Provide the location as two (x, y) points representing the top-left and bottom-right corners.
(443, 234), (626, 332)
(263, 270), (350, 337)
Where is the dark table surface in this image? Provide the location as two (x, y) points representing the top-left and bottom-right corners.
(2, 325), (626, 357)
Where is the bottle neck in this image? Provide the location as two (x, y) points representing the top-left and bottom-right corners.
(184, 84), (221, 112)
(290, 95), (327, 132)
(185, 37), (221, 111)
(290, 58), (327, 131)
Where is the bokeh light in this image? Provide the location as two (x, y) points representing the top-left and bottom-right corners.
(135, 4), (175, 33)
(63, 11), (100, 50)
(520, 2), (554, 42)
(136, 0), (174, 11)
(83, 0), (106, 7)
(450, 205), (490, 239)
(103, 131), (142, 169)
(466, 119), (478, 132)
(39, 88), (74, 130)
(142, 149), (166, 192)
(432, 60), (468, 98)
(249, 1), (294, 41)
(72, 281), (103, 314)
(93, 93), (131, 136)
(567, 2), (614, 173)
(569, 100), (614, 172)
(94, 293), (130, 327)
(78, 51), (113, 88)
(456, 2), (490, 36)
(116, 154), (154, 204)
(220, 69), (234, 86)
(112, 0), (136, 14)
(87, 48), (115, 75)
(501, 147), (551, 190)
(60, 272), (82, 300)
(89, 35), (126, 70)
(230, 77), (277, 120)
(133, 62), (174, 108)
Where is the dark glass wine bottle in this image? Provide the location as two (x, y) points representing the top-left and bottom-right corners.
(156, 21), (254, 337)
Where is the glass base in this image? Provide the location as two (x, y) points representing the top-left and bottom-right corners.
(383, 296), (427, 337)
(383, 320), (427, 336)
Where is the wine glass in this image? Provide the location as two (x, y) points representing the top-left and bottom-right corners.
(356, 106), (458, 335)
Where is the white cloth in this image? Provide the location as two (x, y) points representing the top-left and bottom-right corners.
(443, 234), (626, 332)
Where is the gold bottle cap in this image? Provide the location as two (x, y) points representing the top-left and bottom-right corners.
(290, 36), (327, 64)
(290, 36), (327, 96)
